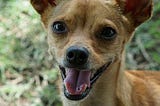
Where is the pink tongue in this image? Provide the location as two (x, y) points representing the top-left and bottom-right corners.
(64, 69), (91, 95)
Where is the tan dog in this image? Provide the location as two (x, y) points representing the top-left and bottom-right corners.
(31, 0), (160, 106)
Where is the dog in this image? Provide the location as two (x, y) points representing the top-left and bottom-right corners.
(31, 0), (160, 106)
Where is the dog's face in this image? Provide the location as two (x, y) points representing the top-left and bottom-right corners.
(31, 0), (152, 101)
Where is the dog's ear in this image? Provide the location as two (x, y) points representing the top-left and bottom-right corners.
(117, 0), (153, 27)
(31, 0), (56, 14)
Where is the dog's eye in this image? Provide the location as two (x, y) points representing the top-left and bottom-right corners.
(99, 27), (116, 40)
(52, 21), (68, 34)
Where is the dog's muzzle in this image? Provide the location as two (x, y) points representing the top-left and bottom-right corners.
(59, 46), (113, 101)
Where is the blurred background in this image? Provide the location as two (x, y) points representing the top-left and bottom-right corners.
(0, 0), (159, 106)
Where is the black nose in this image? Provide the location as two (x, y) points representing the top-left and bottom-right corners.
(66, 46), (89, 67)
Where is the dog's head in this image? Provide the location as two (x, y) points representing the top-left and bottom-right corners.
(31, 0), (152, 101)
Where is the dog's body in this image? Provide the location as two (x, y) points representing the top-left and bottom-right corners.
(31, 0), (160, 106)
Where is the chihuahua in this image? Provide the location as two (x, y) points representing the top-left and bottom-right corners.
(31, 0), (160, 106)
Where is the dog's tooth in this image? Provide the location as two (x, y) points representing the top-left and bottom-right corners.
(65, 68), (69, 75)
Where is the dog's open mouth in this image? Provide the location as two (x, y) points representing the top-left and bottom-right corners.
(59, 61), (113, 101)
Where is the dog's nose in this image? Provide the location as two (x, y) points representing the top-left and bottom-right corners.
(66, 46), (89, 67)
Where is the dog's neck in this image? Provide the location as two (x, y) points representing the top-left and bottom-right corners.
(62, 52), (132, 106)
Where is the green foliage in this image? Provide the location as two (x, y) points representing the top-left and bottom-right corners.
(126, 1), (160, 70)
(0, 0), (59, 105)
